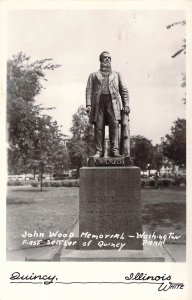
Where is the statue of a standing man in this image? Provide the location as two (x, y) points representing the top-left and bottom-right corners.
(86, 51), (130, 158)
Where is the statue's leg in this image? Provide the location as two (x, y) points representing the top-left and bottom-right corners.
(105, 95), (120, 156)
(94, 96), (105, 157)
(102, 124), (105, 157)
(109, 121), (119, 156)
(94, 124), (103, 156)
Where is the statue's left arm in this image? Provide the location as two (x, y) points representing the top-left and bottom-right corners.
(118, 73), (130, 112)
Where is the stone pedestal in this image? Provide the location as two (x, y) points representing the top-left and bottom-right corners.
(79, 166), (143, 250)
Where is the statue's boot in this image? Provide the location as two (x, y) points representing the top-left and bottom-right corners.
(111, 151), (122, 157)
(93, 151), (102, 158)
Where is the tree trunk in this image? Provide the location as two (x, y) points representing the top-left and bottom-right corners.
(40, 161), (43, 192)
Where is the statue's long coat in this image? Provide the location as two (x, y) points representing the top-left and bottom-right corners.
(86, 71), (129, 124)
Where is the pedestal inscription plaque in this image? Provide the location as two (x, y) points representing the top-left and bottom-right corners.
(79, 166), (143, 250)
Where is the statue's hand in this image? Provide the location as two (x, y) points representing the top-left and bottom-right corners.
(86, 106), (91, 114)
(123, 106), (130, 114)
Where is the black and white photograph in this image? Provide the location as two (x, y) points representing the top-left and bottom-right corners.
(0, 1), (191, 299)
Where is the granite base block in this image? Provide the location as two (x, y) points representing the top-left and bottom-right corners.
(60, 247), (165, 262)
(79, 166), (143, 250)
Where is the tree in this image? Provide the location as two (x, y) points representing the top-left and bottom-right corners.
(50, 143), (70, 174)
(150, 145), (164, 172)
(167, 20), (186, 103)
(7, 52), (67, 185)
(67, 105), (94, 174)
(25, 115), (64, 174)
(166, 20), (186, 58)
(67, 138), (87, 172)
(130, 135), (154, 171)
(161, 118), (186, 167)
(7, 52), (60, 149)
(70, 105), (89, 139)
(181, 72), (186, 104)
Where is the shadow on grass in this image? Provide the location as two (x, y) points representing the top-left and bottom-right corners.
(7, 199), (36, 205)
(8, 189), (49, 192)
(142, 202), (186, 230)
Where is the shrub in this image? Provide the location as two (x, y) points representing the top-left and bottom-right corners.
(172, 178), (181, 186)
(61, 180), (79, 187)
(172, 177), (186, 187)
(149, 179), (156, 187)
(42, 182), (50, 187)
(158, 178), (173, 187)
(7, 180), (25, 186)
(62, 181), (70, 187)
(69, 181), (76, 187)
(29, 179), (80, 188)
(141, 179), (146, 187)
(68, 180), (79, 187)
(31, 182), (39, 187)
(50, 182), (62, 187)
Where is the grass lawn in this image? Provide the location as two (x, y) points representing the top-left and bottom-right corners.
(142, 188), (186, 242)
(7, 186), (79, 250)
(6, 186), (186, 250)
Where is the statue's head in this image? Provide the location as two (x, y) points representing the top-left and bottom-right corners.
(99, 51), (111, 64)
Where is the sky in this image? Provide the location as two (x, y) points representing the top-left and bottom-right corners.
(7, 8), (186, 144)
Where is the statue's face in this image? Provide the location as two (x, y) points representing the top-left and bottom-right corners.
(101, 53), (111, 64)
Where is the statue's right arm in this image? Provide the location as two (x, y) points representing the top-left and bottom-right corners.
(86, 74), (93, 108)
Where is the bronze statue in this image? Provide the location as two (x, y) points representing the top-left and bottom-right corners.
(86, 51), (130, 158)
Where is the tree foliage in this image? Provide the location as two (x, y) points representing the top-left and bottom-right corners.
(7, 52), (68, 176)
(130, 135), (154, 171)
(70, 105), (90, 139)
(166, 20), (186, 58)
(161, 118), (186, 167)
(167, 20), (186, 103)
(150, 145), (164, 172)
(67, 105), (94, 173)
